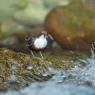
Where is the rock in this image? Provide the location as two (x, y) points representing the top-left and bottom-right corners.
(45, 0), (95, 50)
(0, 48), (52, 91)
(0, 48), (76, 91)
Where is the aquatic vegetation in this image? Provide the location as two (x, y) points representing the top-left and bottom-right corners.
(0, 48), (76, 91)
(0, 48), (52, 90)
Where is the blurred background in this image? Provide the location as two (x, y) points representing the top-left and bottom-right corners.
(1, 0), (95, 95)
(0, 0), (70, 53)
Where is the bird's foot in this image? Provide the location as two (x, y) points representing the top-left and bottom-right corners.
(39, 51), (44, 59)
(30, 50), (35, 57)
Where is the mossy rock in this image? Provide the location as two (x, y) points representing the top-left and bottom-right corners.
(0, 48), (86, 91)
(0, 48), (51, 91)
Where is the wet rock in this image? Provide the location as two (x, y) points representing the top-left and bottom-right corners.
(0, 48), (77, 91)
(45, 0), (95, 50)
(0, 48), (51, 91)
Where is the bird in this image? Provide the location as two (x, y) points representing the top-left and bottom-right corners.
(25, 31), (53, 58)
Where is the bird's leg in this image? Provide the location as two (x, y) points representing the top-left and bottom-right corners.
(30, 50), (35, 57)
(39, 51), (43, 59)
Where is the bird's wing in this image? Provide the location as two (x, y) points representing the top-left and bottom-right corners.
(25, 37), (35, 46)
(30, 37), (35, 45)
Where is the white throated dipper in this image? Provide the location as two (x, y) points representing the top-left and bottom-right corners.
(25, 31), (53, 58)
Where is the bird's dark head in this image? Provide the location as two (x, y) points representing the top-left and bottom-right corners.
(40, 31), (54, 41)
(40, 31), (47, 37)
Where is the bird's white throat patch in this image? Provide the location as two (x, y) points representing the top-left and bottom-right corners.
(34, 35), (48, 49)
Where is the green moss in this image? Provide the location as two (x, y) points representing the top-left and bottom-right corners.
(0, 48), (86, 90)
(0, 48), (53, 90)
